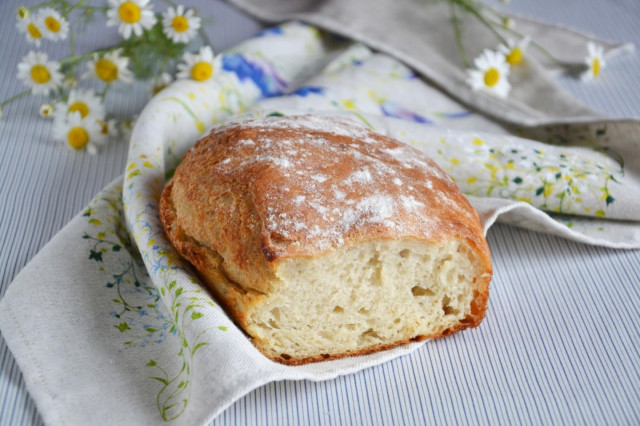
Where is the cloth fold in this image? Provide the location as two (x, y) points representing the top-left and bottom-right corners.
(229, 0), (635, 125)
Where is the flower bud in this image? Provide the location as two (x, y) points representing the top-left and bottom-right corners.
(39, 103), (54, 118)
(17, 6), (29, 20)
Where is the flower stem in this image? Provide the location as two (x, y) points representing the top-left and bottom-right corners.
(449, 1), (470, 67)
(0, 90), (31, 108)
(62, 0), (87, 18)
(100, 83), (111, 99)
(28, 0), (59, 12)
(451, 0), (508, 45)
(197, 27), (212, 49)
(60, 45), (119, 66)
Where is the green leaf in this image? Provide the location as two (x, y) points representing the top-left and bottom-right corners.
(267, 111), (285, 117)
(175, 287), (183, 297)
(169, 281), (176, 290)
(115, 322), (131, 332)
(606, 195), (615, 205)
(513, 177), (523, 184)
(193, 342), (209, 354)
(160, 287), (166, 296)
(151, 376), (169, 386)
(147, 360), (157, 367)
(112, 245), (121, 251)
(145, 328), (156, 333)
(218, 325), (228, 331)
(535, 187), (544, 196)
(191, 312), (203, 320)
(89, 250), (103, 262)
(162, 404), (176, 415)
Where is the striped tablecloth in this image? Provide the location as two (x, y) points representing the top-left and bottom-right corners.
(1, 0), (639, 424)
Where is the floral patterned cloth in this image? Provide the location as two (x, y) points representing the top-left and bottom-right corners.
(1, 21), (639, 426)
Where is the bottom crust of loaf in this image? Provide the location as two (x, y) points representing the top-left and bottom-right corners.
(160, 181), (491, 365)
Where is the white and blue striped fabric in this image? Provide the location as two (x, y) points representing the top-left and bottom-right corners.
(1, 0), (639, 424)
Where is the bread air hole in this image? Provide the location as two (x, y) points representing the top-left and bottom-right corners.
(411, 285), (435, 297)
(442, 296), (460, 316)
(359, 328), (381, 342)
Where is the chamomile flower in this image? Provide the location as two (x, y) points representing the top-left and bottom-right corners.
(106, 0), (156, 39)
(151, 72), (173, 94)
(83, 49), (133, 83)
(37, 8), (70, 41)
(176, 46), (218, 82)
(581, 42), (606, 82)
(499, 36), (530, 66)
(98, 119), (120, 138)
(54, 111), (106, 154)
(162, 6), (201, 44)
(467, 49), (511, 98)
(56, 89), (105, 121)
(17, 15), (43, 46)
(39, 103), (54, 118)
(17, 51), (63, 96)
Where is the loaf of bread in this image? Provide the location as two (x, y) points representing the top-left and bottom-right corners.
(160, 115), (492, 364)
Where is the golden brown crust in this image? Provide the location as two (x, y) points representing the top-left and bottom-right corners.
(159, 115), (492, 365)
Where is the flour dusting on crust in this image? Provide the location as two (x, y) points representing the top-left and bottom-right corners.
(201, 115), (478, 257)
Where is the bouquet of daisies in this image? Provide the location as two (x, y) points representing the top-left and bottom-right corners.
(3, 0), (218, 154)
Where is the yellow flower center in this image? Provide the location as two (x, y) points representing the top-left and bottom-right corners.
(171, 16), (189, 33)
(27, 23), (41, 39)
(68, 101), (90, 118)
(592, 58), (600, 76)
(44, 16), (61, 32)
(30, 64), (51, 84)
(67, 127), (89, 150)
(118, 1), (141, 24)
(506, 47), (523, 65)
(484, 68), (500, 87)
(191, 62), (213, 81)
(95, 58), (118, 82)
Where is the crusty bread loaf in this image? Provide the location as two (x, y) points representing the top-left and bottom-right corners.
(160, 115), (492, 364)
